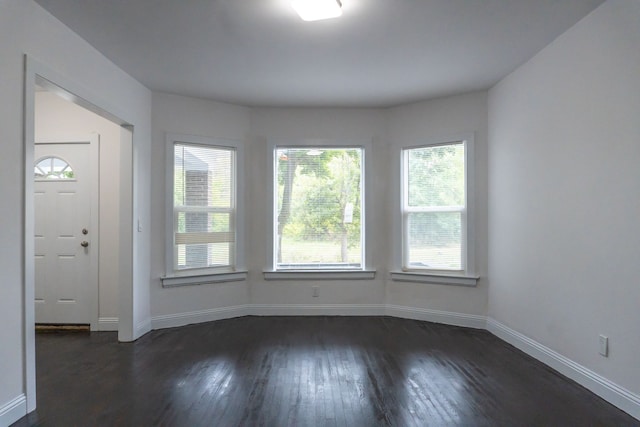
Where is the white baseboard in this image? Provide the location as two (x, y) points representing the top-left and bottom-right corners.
(151, 304), (385, 330)
(98, 317), (118, 331)
(385, 304), (487, 329)
(251, 304), (386, 317)
(0, 394), (26, 427)
(150, 304), (481, 330)
(135, 318), (152, 338)
(487, 318), (640, 420)
(151, 305), (251, 330)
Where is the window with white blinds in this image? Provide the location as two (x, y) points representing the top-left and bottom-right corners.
(173, 142), (235, 271)
(274, 147), (363, 270)
(402, 141), (466, 271)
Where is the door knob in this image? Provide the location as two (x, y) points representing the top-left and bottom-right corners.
(81, 241), (89, 248)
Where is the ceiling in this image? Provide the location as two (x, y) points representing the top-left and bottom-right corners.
(35, 0), (604, 108)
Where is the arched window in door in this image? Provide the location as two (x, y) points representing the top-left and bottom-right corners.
(34, 156), (75, 180)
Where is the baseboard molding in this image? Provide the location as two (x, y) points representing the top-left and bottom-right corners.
(98, 317), (118, 331)
(135, 318), (152, 339)
(385, 304), (487, 329)
(0, 394), (26, 427)
(251, 304), (386, 317)
(150, 304), (481, 330)
(151, 305), (251, 330)
(487, 318), (640, 420)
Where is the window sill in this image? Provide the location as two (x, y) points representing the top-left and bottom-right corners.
(263, 269), (376, 281)
(161, 270), (248, 288)
(390, 271), (479, 287)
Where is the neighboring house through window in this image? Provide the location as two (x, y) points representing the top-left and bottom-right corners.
(162, 134), (246, 287)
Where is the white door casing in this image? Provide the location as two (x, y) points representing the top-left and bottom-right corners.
(34, 135), (99, 330)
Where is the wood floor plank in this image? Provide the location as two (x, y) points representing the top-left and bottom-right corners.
(12, 316), (640, 427)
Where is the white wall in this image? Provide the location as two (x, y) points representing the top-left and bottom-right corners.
(386, 92), (489, 316)
(0, 0), (151, 422)
(35, 92), (122, 328)
(150, 92), (252, 324)
(148, 104), (394, 319)
(488, 0), (640, 400)
(149, 97), (489, 322)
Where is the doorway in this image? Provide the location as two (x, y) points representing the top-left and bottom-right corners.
(34, 87), (128, 332)
(24, 56), (136, 412)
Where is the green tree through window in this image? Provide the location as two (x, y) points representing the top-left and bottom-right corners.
(404, 142), (465, 270)
(275, 147), (362, 268)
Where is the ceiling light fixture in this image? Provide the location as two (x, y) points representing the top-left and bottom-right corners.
(292, 0), (342, 22)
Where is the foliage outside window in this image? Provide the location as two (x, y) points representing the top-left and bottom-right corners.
(403, 142), (466, 271)
(34, 156), (75, 180)
(173, 143), (235, 271)
(274, 147), (363, 270)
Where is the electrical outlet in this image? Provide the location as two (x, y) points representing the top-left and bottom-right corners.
(599, 335), (608, 357)
(312, 286), (319, 297)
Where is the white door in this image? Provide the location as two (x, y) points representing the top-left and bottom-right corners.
(34, 136), (99, 328)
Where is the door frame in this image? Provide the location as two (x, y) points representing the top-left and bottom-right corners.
(24, 55), (136, 412)
(35, 136), (100, 330)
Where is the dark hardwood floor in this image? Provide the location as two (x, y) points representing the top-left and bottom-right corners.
(13, 316), (638, 426)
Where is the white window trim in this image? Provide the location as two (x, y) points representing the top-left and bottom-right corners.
(264, 139), (376, 279)
(161, 270), (248, 288)
(389, 271), (478, 286)
(263, 270), (376, 281)
(393, 133), (477, 285)
(163, 133), (246, 287)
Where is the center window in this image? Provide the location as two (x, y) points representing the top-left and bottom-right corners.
(274, 147), (363, 270)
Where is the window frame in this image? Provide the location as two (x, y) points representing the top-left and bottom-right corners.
(393, 134), (477, 286)
(162, 133), (246, 287)
(34, 156), (76, 181)
(264, 139), (375, 280)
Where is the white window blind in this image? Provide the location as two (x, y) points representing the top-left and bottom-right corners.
(274, 147), (363, 269)
(403, 142), (465, 271)
(173, 143), (235, 271)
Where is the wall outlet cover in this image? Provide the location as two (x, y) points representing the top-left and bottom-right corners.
(599, 335), (608, 357)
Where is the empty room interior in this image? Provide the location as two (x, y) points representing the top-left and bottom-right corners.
(1, 0), (639, 425)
